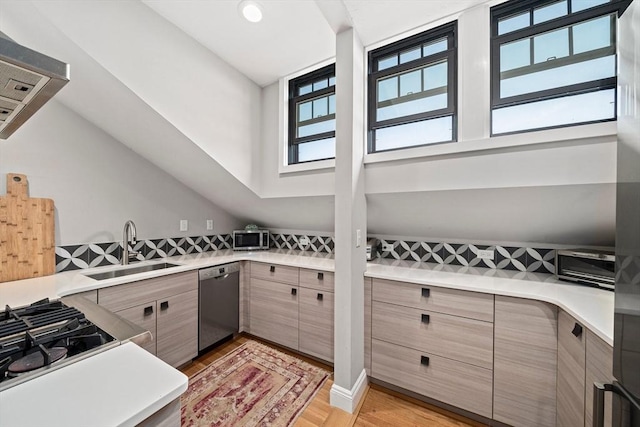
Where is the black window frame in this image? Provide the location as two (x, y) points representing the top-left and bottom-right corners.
(367, 21), (457, 154)
(288, 64), (336, 165)
(490, 0), (626, 136)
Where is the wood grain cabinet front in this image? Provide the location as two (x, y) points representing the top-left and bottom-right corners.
(249, 277), (299, 350)
(97, 271), (198, 368)
(493, 296), (558, 427)
(557, 310), (586, 427)
(585, 329), (614, 427)
(299, 268), (334, 292)
(298, 287), (334, 362)
(250, 262), (299, 285)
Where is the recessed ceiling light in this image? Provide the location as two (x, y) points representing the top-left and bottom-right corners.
(239, 1), (263, 23)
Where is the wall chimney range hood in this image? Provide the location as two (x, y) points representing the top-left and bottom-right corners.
(0, 31), (69, 139)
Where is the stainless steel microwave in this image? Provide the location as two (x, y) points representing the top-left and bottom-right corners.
(232, 229), (270, 251)
(555, 249), (615, 290)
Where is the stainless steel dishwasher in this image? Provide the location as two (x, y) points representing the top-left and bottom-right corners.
(198, 262), (240, 353)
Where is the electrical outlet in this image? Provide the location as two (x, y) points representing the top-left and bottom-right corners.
(179, 219), (188, 231)
(477, 249), (494, 260)
(206, 219), (213, 230)
(299, 236), (309, 247)
(382, 243), (394, 252)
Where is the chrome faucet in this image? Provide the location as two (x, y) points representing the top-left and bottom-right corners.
(122, 220), (139, 265)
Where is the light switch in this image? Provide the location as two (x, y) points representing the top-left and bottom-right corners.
(356, 229), (362, 247)
(180, 219), (188, 231)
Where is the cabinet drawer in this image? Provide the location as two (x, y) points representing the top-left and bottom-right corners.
(372, 301), (493, 369)
(99, 271), (198, 312)
(116, 302), (157, 355)
(157, 289), (198, 368)
(249, 278), (299, 349)
(299, 288), (334, 362)
(299, 269), (334, 291)
(372, 339), (493, 418)
(372, 278), (494, 322)
(250, 262), (298, 285)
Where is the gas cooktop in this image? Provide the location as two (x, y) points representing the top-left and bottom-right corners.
(0, 298), (119, 391)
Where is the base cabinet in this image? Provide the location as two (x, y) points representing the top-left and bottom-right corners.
(248, 262), (335, 363)
(98, 271), (198, 368)
(249, 277), (299, 350)
(493, 296), (558, 427)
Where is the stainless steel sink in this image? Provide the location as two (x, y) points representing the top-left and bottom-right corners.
(84, 263), (181, 281)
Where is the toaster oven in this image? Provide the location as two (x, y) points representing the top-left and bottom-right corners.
(555, 249), (615, 290)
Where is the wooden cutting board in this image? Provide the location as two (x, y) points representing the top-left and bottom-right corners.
(0, 173), (55, 283)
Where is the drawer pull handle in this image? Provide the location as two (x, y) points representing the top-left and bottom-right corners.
(160, 301), (169, 311)
(317, 272), (324, 280)
(291, 288), (297, 296)
(317, 293), (323, 301)
(270, 265), (276, 273)
(421, 288), (430, 298)
(144, 306), (153, 316)
(572, 323), (583, 338)
(421, 314), (430, 324)
(420, 355), (430, 366)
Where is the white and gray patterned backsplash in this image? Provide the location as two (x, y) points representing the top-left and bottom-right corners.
(56, 232), (555, 275)
(55, 234), (233, 272)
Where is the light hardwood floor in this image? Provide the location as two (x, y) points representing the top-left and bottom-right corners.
(179, 334), (486, 427)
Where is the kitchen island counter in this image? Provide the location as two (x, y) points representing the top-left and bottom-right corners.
(0, 342), (187, 427)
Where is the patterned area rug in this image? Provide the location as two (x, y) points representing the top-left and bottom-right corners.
(181, 340), (330, 426)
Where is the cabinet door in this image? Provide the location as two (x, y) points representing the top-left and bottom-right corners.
(156, 289), (198, 367)
(299, 288), (334, 362)
(585, 330), (614, 427)
(557, 310), (586, 427)
(249, 278), (299, 349)
(494, 296), (558, 427)
(364, 278), (372, 375)
(116, 301), (157, 355)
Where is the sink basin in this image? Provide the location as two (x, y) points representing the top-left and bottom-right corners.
(85, 263), (181, 281)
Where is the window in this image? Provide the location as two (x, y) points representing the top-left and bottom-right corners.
(288, 64), (335, 164)
(368, 22), (457, 153)
(491, 0), (621, 135)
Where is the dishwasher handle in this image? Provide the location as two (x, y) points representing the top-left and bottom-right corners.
(199, 263), (240, 280)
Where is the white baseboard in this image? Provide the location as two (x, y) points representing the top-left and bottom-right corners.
(329, 369), (368, 414)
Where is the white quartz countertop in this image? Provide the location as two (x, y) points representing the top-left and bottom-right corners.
(0, 342), (187, 427)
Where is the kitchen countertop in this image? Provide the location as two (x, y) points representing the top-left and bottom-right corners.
(0, 342), (187, 427)
(0, 248), (615, 426)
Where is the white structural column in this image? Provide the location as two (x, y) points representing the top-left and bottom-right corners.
(331, 27), (368, 413)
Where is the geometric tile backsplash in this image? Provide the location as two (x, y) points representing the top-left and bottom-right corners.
(56, 231), (555, 275)
(56, 234), (233, 273)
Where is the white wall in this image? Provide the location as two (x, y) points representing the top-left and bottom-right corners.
(0, 101), (242, 245)
(21, 0), (263, 193)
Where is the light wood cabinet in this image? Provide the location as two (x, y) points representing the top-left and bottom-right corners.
(557, 310), (586, 427)
(372, 339), (493, 418)
(372, 300), (493, 369)
(249, 277), (299, 349)
(298, 287), (334, 362)
(364, 278), (372, 375)
(156, 289), (198, 367)
(248, 262), (335, 363)
(585, 329), (614, 427)
(97, 271), (198, 368)
(493, 296), (558, 427)
(372, 278), (494, 322)
(370, 278), (494, 419)
(250, 262), (299, 285)
(115, 301), (157, 355)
